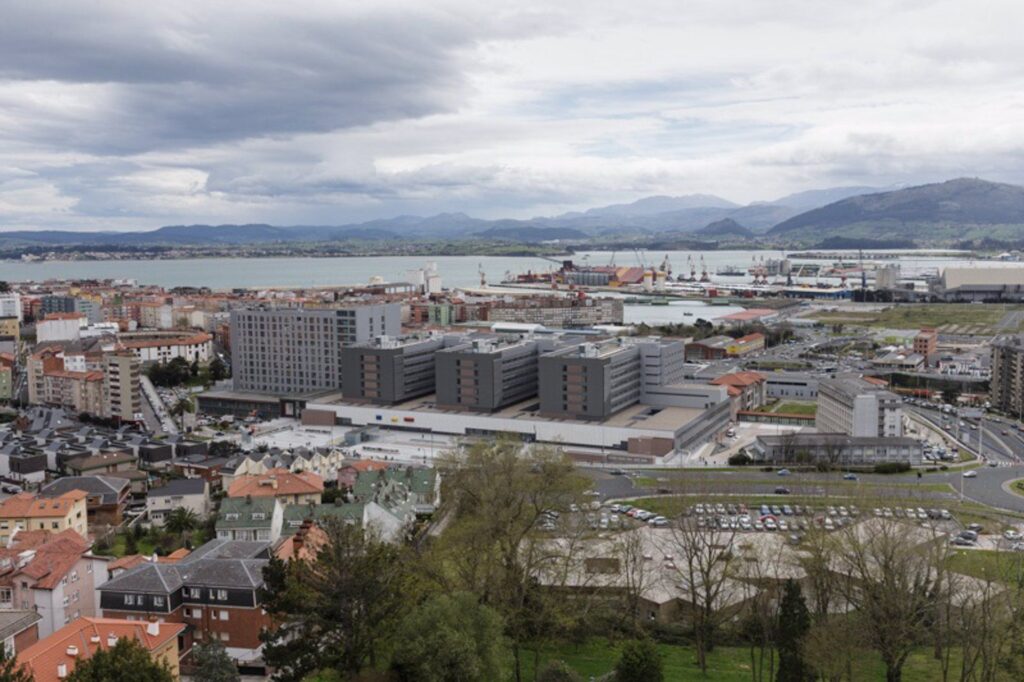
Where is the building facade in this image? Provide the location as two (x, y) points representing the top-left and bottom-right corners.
(230, 304), (400, 395)
(816, 377), (903, 438)
(341, 335), (444, 404)
(991, 334), (1024, 417)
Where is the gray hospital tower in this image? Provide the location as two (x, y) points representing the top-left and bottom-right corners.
(230, 304), (401, 394)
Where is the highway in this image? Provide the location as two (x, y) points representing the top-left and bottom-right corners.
(908, 404), (1024, 464)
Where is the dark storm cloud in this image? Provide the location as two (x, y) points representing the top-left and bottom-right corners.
(0, 2), (477, 153)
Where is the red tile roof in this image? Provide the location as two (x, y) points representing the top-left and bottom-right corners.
(342, 460), (391, 473)
(0, 490), (87, 519)
(710, 371), (766, 388)
(228, 468), (324, 498)
(18, 617), (184, 682)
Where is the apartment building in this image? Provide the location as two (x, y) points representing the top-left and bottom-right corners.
(27, 348), (106, 417)
(117, 331), (213, 364)
(991, 334), (1024, 417)
(0, 490), (89, 544)
(99, 539), (272, 664)
(0, 317), (19, 346)
(40, 476), (130, 527)
(914, 328), (938, 364)
(435, 337), (551, 411)
(816, 377), (903, 438)
(230, 304), (400, 394)
(0, 530), (109, 637)
(538, 339), (642, 420)
(341, 334), (445, 404)
(103, 352), (142, 423)
(215, 497), (283, 542)
(0, 293), (21, 322)
(37, 313), (85, 343)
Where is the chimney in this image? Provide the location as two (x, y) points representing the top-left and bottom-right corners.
(106, 634), (118, 647)
(146, 621), (160, 636)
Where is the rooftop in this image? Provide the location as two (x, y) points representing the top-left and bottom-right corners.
(227, 468), (324, 498)
(0, 490), (87, 519)
(18, 618), (184, 682)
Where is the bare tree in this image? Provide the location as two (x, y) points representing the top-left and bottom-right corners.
(830, 517), (951, 682)
(666, 515), (740, 674)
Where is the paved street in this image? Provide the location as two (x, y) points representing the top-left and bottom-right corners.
(586, 464), (1024, 513)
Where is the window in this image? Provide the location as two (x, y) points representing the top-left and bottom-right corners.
(225, 513), (239, 520)
(219, 610), (229, 621)
(153, 596), (165, 608)
(189, 587), (202, 599)
(124, 595), (135, 606)
(217, 589), (228, 601)
(70, 571), (78, 583)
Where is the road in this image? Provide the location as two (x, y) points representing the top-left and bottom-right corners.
(909, 405), (1024, 464)
(586, 465), (1024, 513)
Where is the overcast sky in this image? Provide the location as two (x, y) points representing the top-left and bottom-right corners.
(1, 0), (1022, 231)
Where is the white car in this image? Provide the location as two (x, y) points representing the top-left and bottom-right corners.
(962, 470), (978, 479)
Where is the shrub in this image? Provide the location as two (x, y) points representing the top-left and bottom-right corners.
(728, 452), (751, 466)
(872, 462), (911, 474)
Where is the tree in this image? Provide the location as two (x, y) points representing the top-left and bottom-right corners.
(0, 640), (31, 682)
(776, 579), (812, 682)
(147, 357), (192, 387)
(614, 639), (663, 682)
(66, 637), (173, 682)
(0, 282), (9, 294)
(190, 359), (200, 377)
(259, 521), (410, 681)
(429, 438), (590, 682)
(537, 660), (581, 682)
(169, 396), (195, 429)
(124, 531), (138, 555)
(209, 357), (229, 381)
(667, 514), (739, 674)
(831, 517), (950, 682)
(190, 640), (240, 682)
(390, 592), (507, 682)
(164, 507), (199, 540)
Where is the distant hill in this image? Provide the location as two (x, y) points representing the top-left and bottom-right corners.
(693, 218), (754, 239)
(476, 226), (588, 242)
(769, 178), (1024, 242)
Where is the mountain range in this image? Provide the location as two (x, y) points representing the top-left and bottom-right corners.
(2, 178), (1023, 248)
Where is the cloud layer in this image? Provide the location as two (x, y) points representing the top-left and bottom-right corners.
(2, 0), (1023, 230)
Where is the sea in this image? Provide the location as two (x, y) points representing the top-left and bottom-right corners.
(0, 249), (1001, 326)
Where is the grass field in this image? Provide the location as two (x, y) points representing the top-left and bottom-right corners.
(520, 639), (968, 681)
(810, 303), (1023, 333)
(948, 549), (1024, 582)
(773, 401), (817, 415)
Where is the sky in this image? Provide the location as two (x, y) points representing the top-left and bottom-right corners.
(1, 0), (1023, 231)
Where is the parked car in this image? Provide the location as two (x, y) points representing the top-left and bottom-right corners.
(842, 473), (858, 481)
(963, 470), (978, 478)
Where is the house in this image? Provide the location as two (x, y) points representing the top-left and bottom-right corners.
(107, 549), (189, 580)
(98, 539), (272, 669)
(146, 478), (210, 527)
(340, 465), (440, 542)
(226, 468), (323, 506)
(215, 497), (283, 542)
(337, 459), (391, 490)
(17, 617), (185, 682)
(710, 371), (767, 417)
(0, 610), (42, 656)
(0, 529), (109, 637)
(64, 450), (137, 477)
(174, 454), (229, 489)
(39, 476), (130, 528)
(0, 490), (89, 544)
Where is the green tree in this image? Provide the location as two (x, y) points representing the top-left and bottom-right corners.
(390, 592), (507, 682)
(169, 396), (195, 429)
(430, 438), (589, 682)
(537, 660), (581, 682)
(260, 521), (410, 681)
(209, 357), (229, 381)
(190, 640), (240, 682)
(0, 640), (32, 682)
(0, 282), (9, 294)
(124, 531), (138, 555)
(614, 639), (663, 682)
(165, 507), (199, 540)
(777, 579), (812, 682)
(66, 637), (173, 682)
(190, 359), (200, 377)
